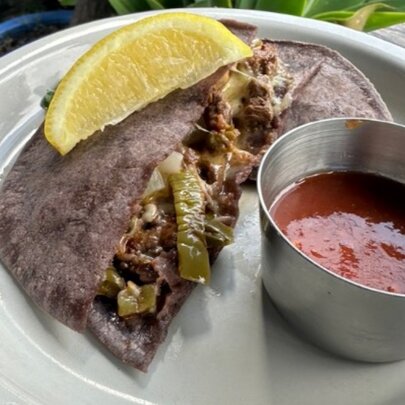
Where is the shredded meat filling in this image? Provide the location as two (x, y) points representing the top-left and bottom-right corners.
(204, 92), (232, 132)
(102, 38), (294, 322)
(235, 80), (275, 153)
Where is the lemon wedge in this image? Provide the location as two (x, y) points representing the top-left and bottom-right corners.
(44, 12), (253, 155)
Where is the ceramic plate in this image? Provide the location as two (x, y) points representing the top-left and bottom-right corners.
(1, 9), (405, 405)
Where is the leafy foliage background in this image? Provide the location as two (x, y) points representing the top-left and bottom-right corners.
(90, 0), (405, 31)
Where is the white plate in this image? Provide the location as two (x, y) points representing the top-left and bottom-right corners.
(1, 9), (405, 405)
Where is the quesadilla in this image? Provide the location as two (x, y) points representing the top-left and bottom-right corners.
(0, 19), (392, 372)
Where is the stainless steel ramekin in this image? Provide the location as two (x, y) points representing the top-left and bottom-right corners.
(257, 118), (405, 362)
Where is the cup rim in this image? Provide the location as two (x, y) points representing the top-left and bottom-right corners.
(257, 117), (405, 298)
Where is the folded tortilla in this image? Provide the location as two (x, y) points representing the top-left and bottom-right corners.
(0, 22), (393, 373)
(0, 20), (258, 372)
(273, 40), (392, 133)
(0, 69), (226, 327)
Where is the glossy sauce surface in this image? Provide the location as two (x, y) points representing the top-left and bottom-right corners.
(270, 172), (405, 293)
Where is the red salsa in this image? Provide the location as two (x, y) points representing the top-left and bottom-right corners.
(269, 172), (405, 293)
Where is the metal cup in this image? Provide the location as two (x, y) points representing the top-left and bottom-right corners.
(257, 118), (405, 362)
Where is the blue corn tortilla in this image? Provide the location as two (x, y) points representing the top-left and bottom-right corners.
(273, 40), (392, 133)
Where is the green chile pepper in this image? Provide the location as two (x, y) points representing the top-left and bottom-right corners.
(117, 281), (157, 317)
(170, 170), (210, 284)
(98, 267), (125, 298)
(204, 216), (234, 248)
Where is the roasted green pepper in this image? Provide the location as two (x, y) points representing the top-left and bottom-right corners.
(98, 267), (125, 298)
(205, 216), (234, 249)
(170, 170), (210, 284)
(117, 281), (156, 317)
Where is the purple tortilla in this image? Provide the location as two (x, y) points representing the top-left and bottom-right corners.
(272, 40), (392, 134)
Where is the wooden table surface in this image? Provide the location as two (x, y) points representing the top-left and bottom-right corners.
(372, 24), (405, 47)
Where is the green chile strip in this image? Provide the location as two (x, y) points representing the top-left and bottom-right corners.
(98, 267), (125, 298)
(204, 216), (234, 248)
(117, 282), (157, 317)
(98, 268), (157, 317)
(170, 170), (210, 284)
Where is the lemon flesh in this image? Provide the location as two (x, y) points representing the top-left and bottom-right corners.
(44, 13), (253, 155)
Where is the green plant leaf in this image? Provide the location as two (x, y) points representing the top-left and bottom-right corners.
(304, 0), (366, 16)
(212, 0), (233, 7)
(109, 0), (146, 13)
(237, 0), (257, 8)
(187, 0), (234, 6)
(306, 0), (405, 16)
(344, 3), (391, 29)
(146, 0), (165, 9)
(188, 0), (213, 6)
(58, 0), (77, 6)
(254, 0), (306, 15)
(313, 10), (354, 22)
(364, 10), (405, 29)
(313, 4), (404, 30)
(365, 0), (405, 10)
(312, 3), (391, 21)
